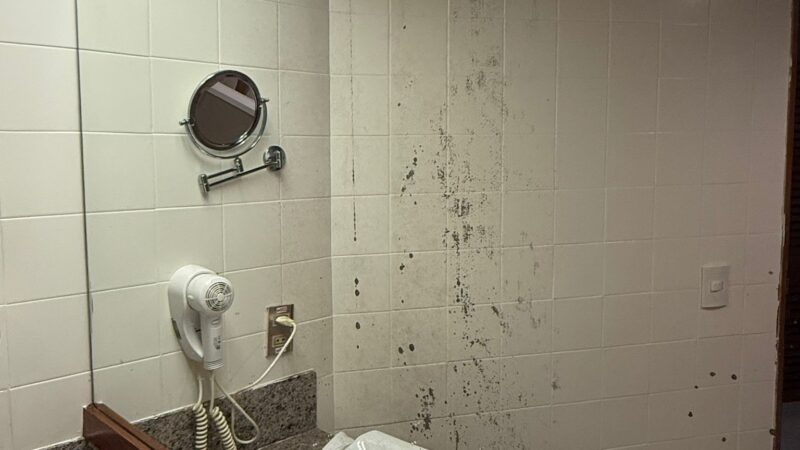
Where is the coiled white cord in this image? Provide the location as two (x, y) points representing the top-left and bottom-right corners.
(209, 404), (238, 450)
(192, 376), (209, 450)
(217, 316), (298, 445)
(192, 316), (297, 448)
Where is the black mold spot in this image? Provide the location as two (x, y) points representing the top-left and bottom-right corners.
(409, 343), (416, 352)
(731, 374), (738, 380)
(355, 322), (361, 330)
(398, 347), (404, 354)
(710, 371), (716, 377)
(688, 411), (693, 417)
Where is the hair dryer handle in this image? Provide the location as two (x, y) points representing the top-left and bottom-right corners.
(200, 315), (224, 370)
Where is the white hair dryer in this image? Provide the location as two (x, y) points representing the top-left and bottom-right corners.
(168, 265), (234, 370)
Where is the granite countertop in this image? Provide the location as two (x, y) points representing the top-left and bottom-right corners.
(258, 429), (331, 450)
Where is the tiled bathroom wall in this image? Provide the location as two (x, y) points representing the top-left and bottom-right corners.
(1, 0), (334, 448)
(328, 0), (791, 448)
(75, 0), (335, 437)
(0, 0), (794, 448)
(0, 1), (91, 448)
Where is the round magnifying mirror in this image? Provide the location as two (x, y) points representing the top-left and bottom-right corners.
(184, 70), (266, 159)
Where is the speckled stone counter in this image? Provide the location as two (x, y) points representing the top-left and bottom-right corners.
(140, 371), (320, 449)
(44, 371), (327, 450)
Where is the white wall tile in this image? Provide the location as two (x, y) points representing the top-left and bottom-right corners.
(280, 72), (330, 136)
(220, 0), (278, 69)
(0, 44), (79, 131)
(554, 189), (605, 244)
(1, 215), (86, 303)
(653, 238), (701, 290)
(654, 186), (702, 238)
(608, 77), (658, 132)
(649, 341), (697, 393)
(10, 373), (91, 449)
(656, 133), (703, 186)
(223, 202), (281, 271)
(559, 0), (609, 21)
(556, 77), (608, 134)
(606, 188), (653, 241)
(611, 0), (659, 22)
(609, 22), (659, 79)
(91, 285), (160, 368)
(86, 211), (157, 290)
(391, 309), (447, 366)
(333, 255), (390, 313)
(552, 349), (602, 403)
(659, 24), (708, 78)
(606, 133), (656, 187)
(605, 241), (653, 294)
(502, 246), (553, 302)
(0, 0), (76, 47)
(77, 0), (149, 55)
(153, 135), (223, 208)
(94, 358), (162, 421)
(155, 207), (223, 280)
(279, 3), (329, 72)
(556, 132), (606, 188)
(503, 133), (555, 190)
(333, 313), (390, 371)
(281, 198), (331, 262)
(553, 297), (602, 351)
(603, 293), (650, 346)
(0, 390), (10, 448)
(658, 78), (706, 132)
(0, 132), (82, 218)
(602, 396), (649, 448)
(281, 136), (331, 199)
(552, 401), (603, 450)
(389, 15), (447, 75)
(282, 258), (332, 322)
(150, 0), (218, 62)
(651, 290), (698, 342)
(389, 75), (447, 135)
(223, 267), (281, 338)
(6, 295), (89, 386)
(659, 0), (709, 24)
(80, 50), (153, 132)
(502, 191), (554, 246)
(393, 251), (446, 309)
(554, 243), (604, 299)
(501, 300), (552, 356)
(331, 196), (389, 256)
(349, 15), (389, 75)
(83, 133), (155, 212)
(603, 345), (649, 397)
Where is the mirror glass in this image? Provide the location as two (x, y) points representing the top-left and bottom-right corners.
(187, 70), (262, 156)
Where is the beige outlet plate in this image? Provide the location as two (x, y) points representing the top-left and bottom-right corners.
(266, 304), (294, 357)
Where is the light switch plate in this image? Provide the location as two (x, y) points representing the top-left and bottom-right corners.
(701, 264), (730, 309)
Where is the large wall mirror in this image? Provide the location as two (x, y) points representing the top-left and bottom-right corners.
(74, 0), (327, 428)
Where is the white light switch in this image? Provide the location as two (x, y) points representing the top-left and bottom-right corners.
(701, 264), (730, 309)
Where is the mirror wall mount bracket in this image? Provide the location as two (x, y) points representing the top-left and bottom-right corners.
(198, 145), (287, 193)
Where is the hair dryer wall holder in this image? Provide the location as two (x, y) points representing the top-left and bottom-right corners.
(198, 145), (286, 193)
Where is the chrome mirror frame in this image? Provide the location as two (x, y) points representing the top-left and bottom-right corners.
(179, 69), (268, 160)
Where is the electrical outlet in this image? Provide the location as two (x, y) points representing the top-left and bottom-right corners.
(265, 304), (294, 357)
